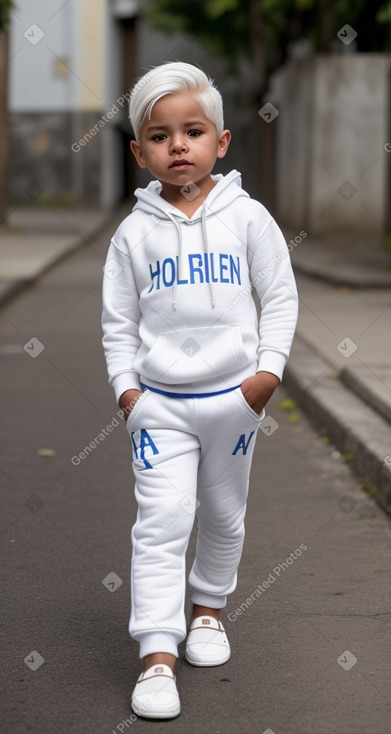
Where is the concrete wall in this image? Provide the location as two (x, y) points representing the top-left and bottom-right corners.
(268, 55), (390, 234)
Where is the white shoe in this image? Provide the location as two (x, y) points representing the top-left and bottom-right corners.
(131, 663), (180, 719)
(185, 615), (231, 667)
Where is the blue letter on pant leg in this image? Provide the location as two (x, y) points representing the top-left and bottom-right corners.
(131, 428), (159, 468)
(232, 431), (255, 456)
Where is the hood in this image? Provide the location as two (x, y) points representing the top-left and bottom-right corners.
(132, 169), (249, 222)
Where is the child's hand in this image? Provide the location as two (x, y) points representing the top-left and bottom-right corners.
(119, 389), (143, 422)
(240, 371), (280, 415)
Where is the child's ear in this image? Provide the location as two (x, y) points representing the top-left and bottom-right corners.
(216, 129), (231, 159)
(130, 140), (148, 169)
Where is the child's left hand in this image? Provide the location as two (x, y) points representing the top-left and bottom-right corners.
(240, 371), (280, 415)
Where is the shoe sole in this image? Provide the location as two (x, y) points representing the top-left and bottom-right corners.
(185, 650), (231, 667)
(131, 702), (181, 719)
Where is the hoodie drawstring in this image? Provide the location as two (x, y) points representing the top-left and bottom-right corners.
(201, 206), (216, 309)
(166, 213), (181, 311)
(167, 207), (216, 311)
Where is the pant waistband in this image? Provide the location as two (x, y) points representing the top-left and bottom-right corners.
(140, 382), (241, 399)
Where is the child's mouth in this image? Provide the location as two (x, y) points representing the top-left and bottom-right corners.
(170, 160), (192, 169)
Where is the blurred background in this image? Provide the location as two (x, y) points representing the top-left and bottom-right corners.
(1, 4), (391, 536)
(2, 4), (391, 732)
(1, 0), (391, 531)
(1, 0), (391, 233)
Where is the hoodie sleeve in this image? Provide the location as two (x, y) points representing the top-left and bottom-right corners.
(247, 216), (298, 381)
(101, 238), (142, 402)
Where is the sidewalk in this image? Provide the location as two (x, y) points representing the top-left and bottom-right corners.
(0, 204), (117, 306)
(3, 218), (390, 734)
(283, 229), (391, 517)
(1, 208), (391, 516)
(288, 230), (391, 288)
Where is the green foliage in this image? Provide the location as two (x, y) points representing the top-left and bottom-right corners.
(376, 1), (391, 23)
(279, 398), (297, 411)
(146, 0), (391, 70)
(145, 0), (253, 68)
(385, 231), (391, 254)
(0, 0), (14, 30)
(361, 483), (378, 496)
(342, 449), (355, 463)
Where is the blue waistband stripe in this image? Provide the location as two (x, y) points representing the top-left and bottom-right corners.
(140, 382), (241, 399)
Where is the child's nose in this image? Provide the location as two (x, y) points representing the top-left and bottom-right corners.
(170, 135), (188, 153)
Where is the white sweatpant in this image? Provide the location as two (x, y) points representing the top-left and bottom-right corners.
(126, 385), (264, 659)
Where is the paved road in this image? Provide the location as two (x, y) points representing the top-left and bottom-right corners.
(1, 214), (391, 734)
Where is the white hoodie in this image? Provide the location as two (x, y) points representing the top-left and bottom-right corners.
(102, 170), (298, 401)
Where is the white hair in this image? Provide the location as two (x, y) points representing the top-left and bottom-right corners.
(128, 61), (224, 141)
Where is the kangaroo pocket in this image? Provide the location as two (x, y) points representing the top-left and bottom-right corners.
(139, 325), (248, 385)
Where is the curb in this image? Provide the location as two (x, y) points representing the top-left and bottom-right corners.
(283, 335), (391, 517)
(0, 209), (117, 310)
(341, 365), (391, 427)
(0, 279), (31, 308)
(291, 258), (391, 289)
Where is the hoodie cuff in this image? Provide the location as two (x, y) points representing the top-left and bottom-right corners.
(111, 371), (142, 404)
(257, 351), (287, 381)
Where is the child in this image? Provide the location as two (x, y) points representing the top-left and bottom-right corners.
(102, 61), (298, 719)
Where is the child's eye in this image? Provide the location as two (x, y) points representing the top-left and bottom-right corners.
(151, 134), (166, 142)
(187, 129), (202, 137)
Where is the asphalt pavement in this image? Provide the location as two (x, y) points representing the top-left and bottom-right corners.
(1, 207), (391, 733)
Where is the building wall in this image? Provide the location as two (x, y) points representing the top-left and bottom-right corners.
(269, 55), (390, 233)
(8, 0), (270, 207)
(8, 0), (128, 206)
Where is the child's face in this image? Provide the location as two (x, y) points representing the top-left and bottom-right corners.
(130, 92), (231, 198)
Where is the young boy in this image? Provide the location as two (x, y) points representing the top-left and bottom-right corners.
(102, 61), (298, 719)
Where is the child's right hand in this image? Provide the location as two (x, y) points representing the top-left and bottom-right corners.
(119, 389), (143, 423)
